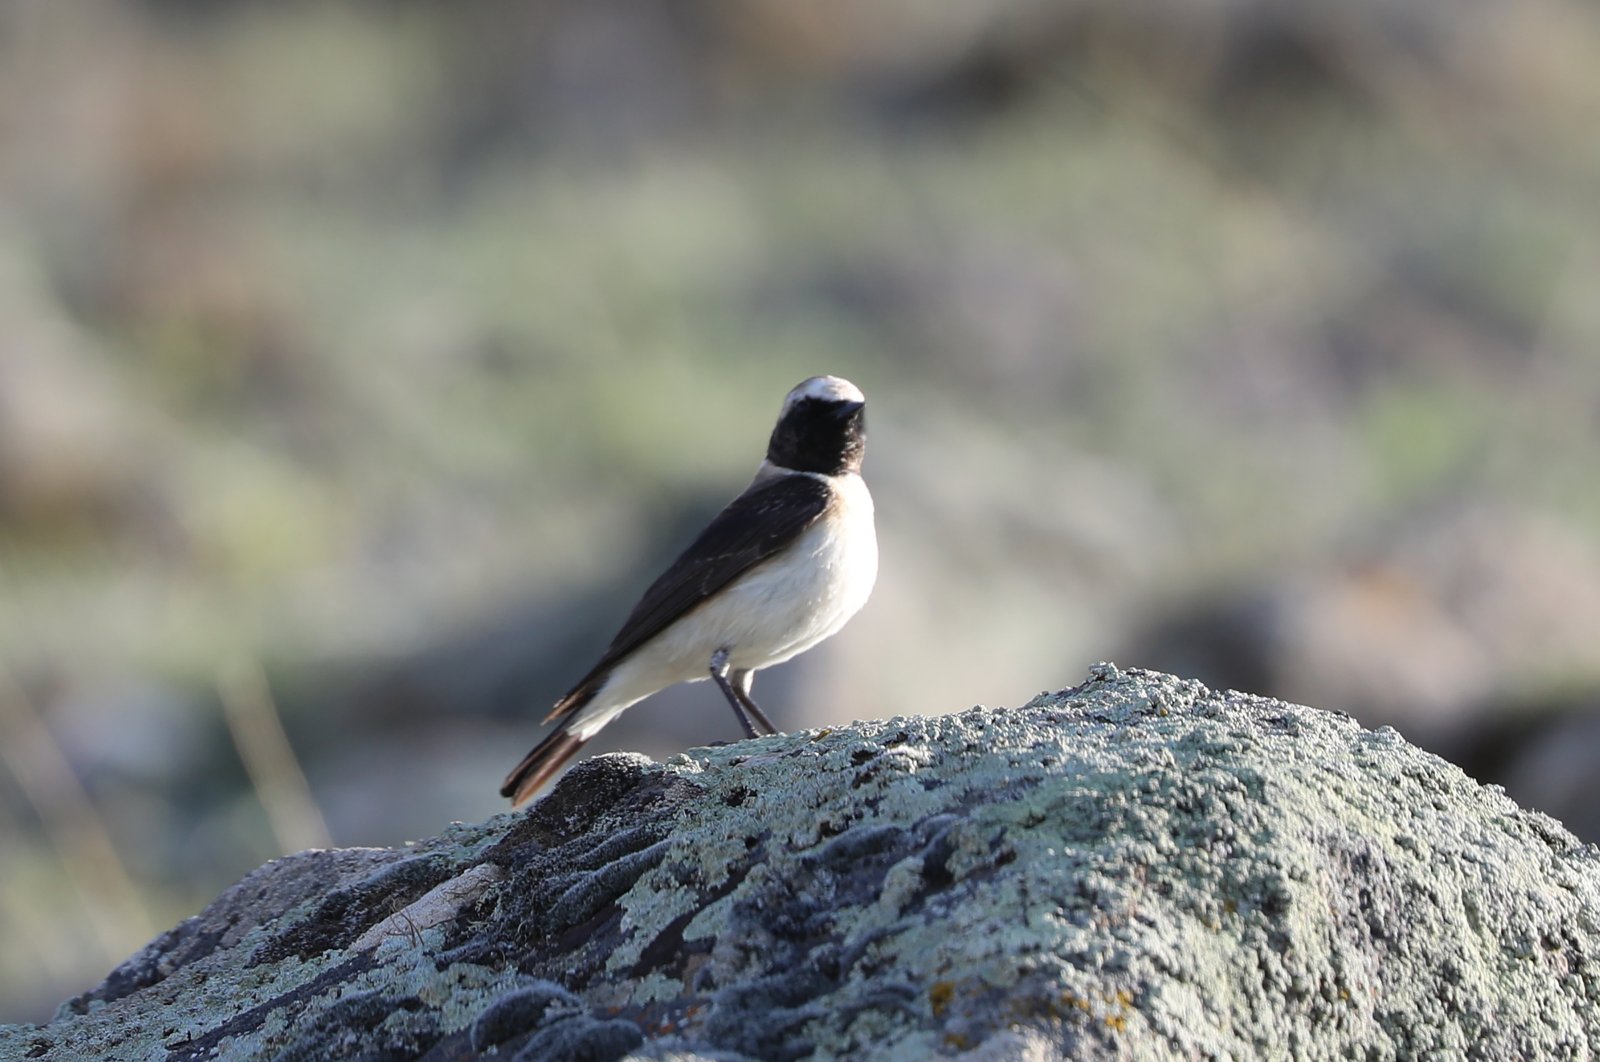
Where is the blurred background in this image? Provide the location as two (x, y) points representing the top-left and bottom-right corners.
(5, 0), (1600, 1023)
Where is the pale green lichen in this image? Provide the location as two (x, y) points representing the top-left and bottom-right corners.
(6, 664), (1599, 1060)
(598, 664), (1600, 1057)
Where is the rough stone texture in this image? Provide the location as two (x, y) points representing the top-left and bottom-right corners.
(4, 664), (1599, 1060)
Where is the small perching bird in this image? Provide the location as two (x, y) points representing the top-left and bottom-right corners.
(500, 376), (878, 807)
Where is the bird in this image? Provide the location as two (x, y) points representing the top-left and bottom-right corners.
(500, 375), (878, 807)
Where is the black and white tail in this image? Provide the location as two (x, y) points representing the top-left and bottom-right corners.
(498, 726), (589, 807)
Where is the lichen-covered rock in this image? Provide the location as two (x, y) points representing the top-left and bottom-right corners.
(4, 665), (1599, 1060)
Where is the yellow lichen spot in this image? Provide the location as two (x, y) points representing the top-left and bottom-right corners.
(1106, 1014), (1128, 1032)
(1114, 990), (1134, 1007)
(1059, 991), (1091, 1012)
(929, 980), (956, 1018)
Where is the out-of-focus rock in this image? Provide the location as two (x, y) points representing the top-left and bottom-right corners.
(4, 665), (1597, 1060)
(1493, 701), (1600, 845)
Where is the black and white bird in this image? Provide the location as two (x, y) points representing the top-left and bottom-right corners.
(501, 375), (877, 807)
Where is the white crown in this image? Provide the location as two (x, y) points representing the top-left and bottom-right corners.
(783, 376), (864, 411)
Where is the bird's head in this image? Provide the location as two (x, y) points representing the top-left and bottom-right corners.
(767, 376), (867, 476)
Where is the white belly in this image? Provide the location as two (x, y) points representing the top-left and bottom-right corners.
(574, 472), (876, 737)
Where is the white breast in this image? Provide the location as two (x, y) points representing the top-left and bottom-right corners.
(716, 470), (877, 670)
(590, 472), (877, 724)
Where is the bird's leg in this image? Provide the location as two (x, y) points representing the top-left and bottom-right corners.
(710, 648), (762, 739)
(730, 669), (779, 736)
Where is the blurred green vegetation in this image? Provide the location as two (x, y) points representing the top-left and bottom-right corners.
(5, 0), (1600, 1024)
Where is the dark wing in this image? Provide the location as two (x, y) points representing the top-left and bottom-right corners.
(545, 474), (832, 723)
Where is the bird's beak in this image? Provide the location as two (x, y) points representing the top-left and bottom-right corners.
(833, 400), (865, 419)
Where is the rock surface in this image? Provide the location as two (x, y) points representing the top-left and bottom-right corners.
(4, 664), (1599, 1060)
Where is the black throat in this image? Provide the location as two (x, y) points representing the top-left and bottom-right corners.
(767, 398), (865, 476)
